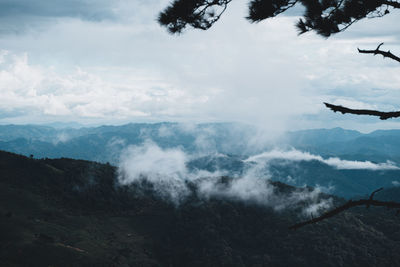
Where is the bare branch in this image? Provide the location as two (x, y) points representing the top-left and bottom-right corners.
(367, 187), (383, 208)
(358, 43), (400, 63)
(290, 188), (400, 230)
(324, 102), (400, 120)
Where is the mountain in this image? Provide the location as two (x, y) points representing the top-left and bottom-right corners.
(285, 127), (400, 162)
(0, 122), (261, 163)
(3, 123), (400, 163)
(0, 124), (57, 142)
(284, 127), (363, 148)
(1, 150), (400, 266)
(1, 123), (400, 199)
(267, 160), (400, 198)
(3, 123), (400, 161)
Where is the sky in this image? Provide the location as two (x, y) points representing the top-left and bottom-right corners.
(0, 0), (399, 133)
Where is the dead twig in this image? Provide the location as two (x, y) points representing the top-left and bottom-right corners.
(290, 187), (400, 230)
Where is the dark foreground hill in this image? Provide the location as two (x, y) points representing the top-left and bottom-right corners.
(1, 151), (400, 267)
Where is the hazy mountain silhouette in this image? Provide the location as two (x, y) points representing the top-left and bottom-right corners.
(1, 123), (400, 199)
(3, 123), (400, 162)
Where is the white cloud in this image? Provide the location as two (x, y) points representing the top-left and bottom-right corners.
(0, 51), (216, 123)
(245, 149), (399, 170)
(117, 142), (332, 215)
(0, 0), (398, 131)
(157, 124), (174, 137)
(117, 141), (224, 203)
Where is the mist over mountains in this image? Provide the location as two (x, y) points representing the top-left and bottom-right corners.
(0, 122), (259, 162)
(2, 123), (400, 266)
(2, 149), (400, 266)
(3, 123), (400, 161)
(1, 122), (400, 199)
(285, 127), (400, 162)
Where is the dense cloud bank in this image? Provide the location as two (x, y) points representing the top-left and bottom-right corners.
(1, 1), (399, 130)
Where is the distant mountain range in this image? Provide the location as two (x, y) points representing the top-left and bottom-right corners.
(1, 123), (400, 198)
(0, 123), (259, 162)
(2, 123), (400, 161)
(285, 127), (400, 162)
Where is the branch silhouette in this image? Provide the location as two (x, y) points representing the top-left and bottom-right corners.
(324, 44), (400, 119)
(358, 43), (400, 63)
(290, 188), (400, 230)
(159, 0), (400, 37)
(324, 102), (400, 120)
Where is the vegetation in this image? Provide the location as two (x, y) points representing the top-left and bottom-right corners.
(158, 0), (399, 36)
(2, 150), (400, 266)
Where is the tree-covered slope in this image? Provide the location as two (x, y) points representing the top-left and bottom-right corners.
(1, 150), (400, 266)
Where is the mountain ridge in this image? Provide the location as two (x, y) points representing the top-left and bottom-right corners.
(2, 150), (400, 266)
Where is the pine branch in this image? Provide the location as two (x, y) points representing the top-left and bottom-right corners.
(324, 102), (400, 120)
(290, 188), (400, 230)
(358, 43), (400, 63)
(383, 0), (400, 8)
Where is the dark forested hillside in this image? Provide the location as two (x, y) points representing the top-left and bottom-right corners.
(1, 150), (400, 266)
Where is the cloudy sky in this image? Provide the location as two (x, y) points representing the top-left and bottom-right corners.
(0, 0), (399, 132)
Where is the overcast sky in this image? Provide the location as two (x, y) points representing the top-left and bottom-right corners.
(0, 0), (399, 133)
